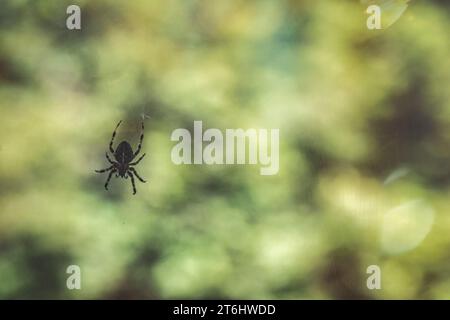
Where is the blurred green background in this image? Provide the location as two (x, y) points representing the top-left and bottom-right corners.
(0, 0), (449, 299)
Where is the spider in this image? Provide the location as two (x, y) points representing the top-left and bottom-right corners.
(95, 120), (147, 195)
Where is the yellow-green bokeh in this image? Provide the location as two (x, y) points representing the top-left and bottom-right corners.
(0, 0), (449, 299)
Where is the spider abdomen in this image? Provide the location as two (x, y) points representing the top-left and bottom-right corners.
(115, 141), (135, 163)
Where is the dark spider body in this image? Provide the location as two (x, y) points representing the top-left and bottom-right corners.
(114, 141), (135, 176)
(95, 121), (147, 194)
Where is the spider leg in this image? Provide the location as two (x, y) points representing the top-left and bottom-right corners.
(130, 153), (146, 166)
(133, 122), (144, 157)
(95, 165), (113, 173)
(128, 171), (137, 195)
(104, 169), (116, 190)
(109, 120), (122, 154)
(105, 152), (115, 164)
(129, 167), (146, 183)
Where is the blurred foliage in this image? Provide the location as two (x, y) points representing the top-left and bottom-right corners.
(0, 0), (449, 299)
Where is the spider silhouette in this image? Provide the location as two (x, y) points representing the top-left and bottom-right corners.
(95, 120), (146, 194)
